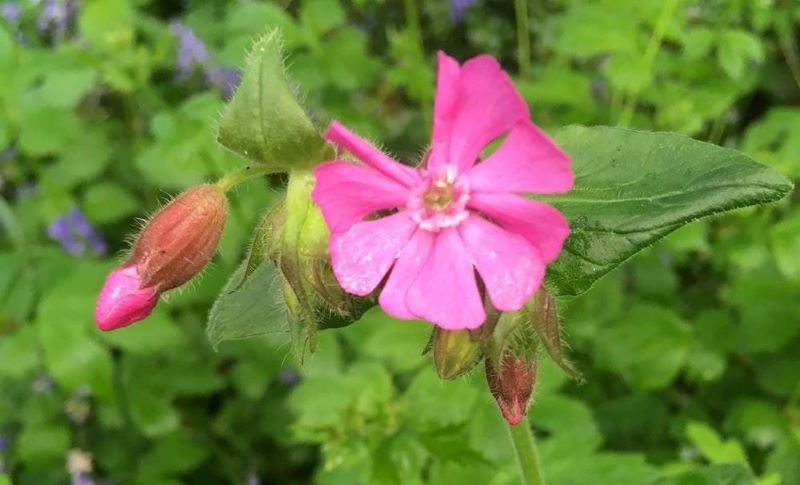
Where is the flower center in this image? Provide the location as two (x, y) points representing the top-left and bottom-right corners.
(408, 168), (470, 232)
(423, 180), (456, 211)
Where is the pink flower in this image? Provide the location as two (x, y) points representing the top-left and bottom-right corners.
(312, 52), (573, 330)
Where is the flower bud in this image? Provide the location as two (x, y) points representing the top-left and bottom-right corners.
(485, 352), (537, 426)
(94, 265), (158, 331)
(130, 184), (228, 291)
(433, 328), (483, 380)
(279, 171), (371, 331)
(95, 184), (228, 331)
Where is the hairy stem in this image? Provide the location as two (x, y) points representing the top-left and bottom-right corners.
(215, 164), (277, 192)
(509, 420), (545, 485)
(515, 0), (531, 78)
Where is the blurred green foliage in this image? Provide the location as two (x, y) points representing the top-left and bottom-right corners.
(1, 0), (799, 484)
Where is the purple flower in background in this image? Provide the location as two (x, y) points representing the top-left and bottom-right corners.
(71, 474), (94, 485)
(1, 2), (20, 24)
(246, 473), (261, 485)
(0, 435), (8, 453)
(170, 21), (241, 98)
(37, 0), (78, 40)
(170, 21), (210, 80)
(450, 0), (477, 23)
(207, 66), (242, 100)
(279, 368), (301, 387)
(47, 209), (107, 257)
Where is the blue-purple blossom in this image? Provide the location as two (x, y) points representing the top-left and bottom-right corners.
(47, 209), (107, 257)
(450, 0), (477, 23)
(0, 435), (8, 453)
(207, 66), (242, 99)
(170, 21), (241, 98)
(170, 21), (210, 80)
(37, 0), (78, 40)
(0, 2), (20, 24)
(246, 473), (261, 485)
(71, 474), (94, 485)
(279, 368), (301, 386)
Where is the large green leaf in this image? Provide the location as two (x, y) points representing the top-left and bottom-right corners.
(217, 30), (330, 169)
(545, 126), (793, 297)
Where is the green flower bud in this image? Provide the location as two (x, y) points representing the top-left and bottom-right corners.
(278, 171), (373, 336)
(433, 328), (484, 380)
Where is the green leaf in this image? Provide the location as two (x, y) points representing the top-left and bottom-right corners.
(593, 304), (692, 390)
(656, 463), (756, 485)
(770, 213), (800, 286)
(217, 30), (330, 170)
(686, 422), (749, 465)
(402, 368), (479, 431)
(206, 259), (287, 349)
(546, 126), (793, 297)
(35, 264), (115, 400)
(542, 451), (658, 485)
(534, 393), (603, 456)
(17, 423), (70, 466)
(17, 106), (81, 156)
(78, 0), (134, 47)
(0, 327), (39, 378)
(36, 68), (97, 109)
(82, 182), (139, 223)
(717, 29), (764, 80)
(128, 388), (179, 437)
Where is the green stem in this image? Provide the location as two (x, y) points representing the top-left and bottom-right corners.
(215, 164), (276, 192)
(403, 0), (422, 46)
(515, 0), (531, 78)
(508, 420), (545, 485)
(617, 0), (679, 127)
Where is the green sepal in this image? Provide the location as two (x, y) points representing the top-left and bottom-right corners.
(217, 30), (332, 170)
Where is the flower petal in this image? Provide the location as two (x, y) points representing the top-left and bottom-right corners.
(378, 229), (434, 319)
(468, 193), (569, 263)
(428, 55), (529, 175)
(313, 161), (409, 233)
(467, 120), (574, 194)
(95, 265), (159, 331)
(405, 228), (485, 329)
(429, 51), (461, 167)
(324, 121), (419, 187)
(459, 216), (544, 312)
(330, 212), (417, 296)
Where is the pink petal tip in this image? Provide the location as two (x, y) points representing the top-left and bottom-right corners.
(95, 265), (159, 331)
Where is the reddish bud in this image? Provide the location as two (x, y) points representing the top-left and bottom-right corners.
(130, 184), (228, 291)
(485, 353), (537, 426)
(95, 184), (228, 331)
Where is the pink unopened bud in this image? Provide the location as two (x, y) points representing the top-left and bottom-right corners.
(485, 353), (537, 426)
(95, 265), (159, 331)
(95, 184), (228, 331)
